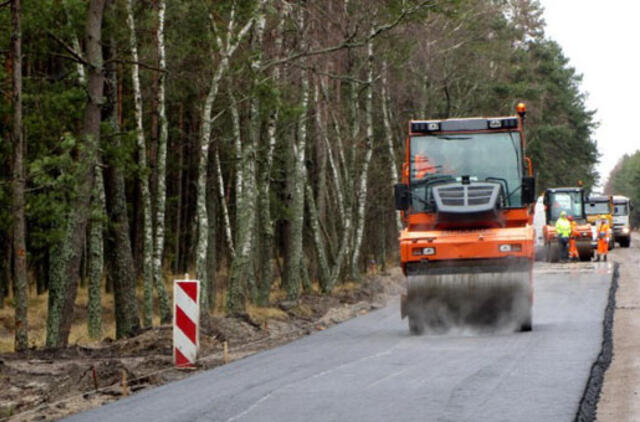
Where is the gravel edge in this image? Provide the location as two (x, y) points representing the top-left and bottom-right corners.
(574, 262), (619, 422)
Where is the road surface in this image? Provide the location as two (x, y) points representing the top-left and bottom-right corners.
(68, 263), (614, 422)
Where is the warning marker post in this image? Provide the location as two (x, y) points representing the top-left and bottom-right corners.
(173, 277), (200, 368)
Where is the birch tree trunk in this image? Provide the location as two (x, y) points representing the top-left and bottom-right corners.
(195, 7), (255, 308)
(381, 61), (402, 234)
(46, 0), (107, 347)
(283, 8), (309, 301)
(227, 2), (267, 311)
(350, 35), (375, 279)
(126, 0), (154, 328)
(306, 183), (330, 290)
(152, 0), (171, 324)
(214, 146), (234, 256)
(206, 148), (218, 311)
(227, 91), (258, 313)
(256, 7), (286, 305)
(87, 165), (105, 339)
(11, 0), (28, 352)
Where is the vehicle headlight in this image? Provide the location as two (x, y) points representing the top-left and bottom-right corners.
(499, 244), (522, 252)
(622, 227), (630, 234)
(413, 247), (435, 256)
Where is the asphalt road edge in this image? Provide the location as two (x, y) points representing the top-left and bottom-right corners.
(574, 262), (619, 422)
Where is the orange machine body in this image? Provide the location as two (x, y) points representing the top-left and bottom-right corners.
(398, 115), (534, 274)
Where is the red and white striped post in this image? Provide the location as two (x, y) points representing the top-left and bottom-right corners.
(173, 277), (200, 368)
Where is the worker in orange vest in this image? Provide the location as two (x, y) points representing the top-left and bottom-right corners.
(596, 215), (611, 262)
(567, 215), (580, 261)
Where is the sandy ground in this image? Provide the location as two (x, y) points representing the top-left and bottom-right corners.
(0, 269), (404, 421)
(597, 236), (640, 421)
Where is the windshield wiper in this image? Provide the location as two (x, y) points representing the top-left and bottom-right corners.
(437, 136), (472, 140)
(411, 173), (455, 187)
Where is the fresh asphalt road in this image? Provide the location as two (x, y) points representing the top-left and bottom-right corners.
(68, 263), (614, 422)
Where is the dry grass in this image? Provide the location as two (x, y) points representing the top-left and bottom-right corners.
(0, 270), (359, 353)
(246, 304), (288, 325)
(332, 281), (359, 294)
(0, 277), (178, 354)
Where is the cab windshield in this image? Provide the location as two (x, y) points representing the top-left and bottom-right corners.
(585, 201), (611, 215)
(614, 203), (629, 216)
(409, 131), (523, 211)
(548, 191), (583, 222)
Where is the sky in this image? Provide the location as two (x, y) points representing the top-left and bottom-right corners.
(540, 0), (640, 188)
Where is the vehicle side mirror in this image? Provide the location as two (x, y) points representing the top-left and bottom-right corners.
(394, 183), (410, 211)
(521, 176), (535, 205)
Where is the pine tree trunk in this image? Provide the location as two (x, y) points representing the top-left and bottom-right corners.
(350, 36), (375, 279)
(126, 0), (154, 328)
(152, 0), (171, 324)
(67, 0), (105, 341)
(11, 0), (28, 352)
(45, 0), (107, 348)
(104, 60), (141, 339)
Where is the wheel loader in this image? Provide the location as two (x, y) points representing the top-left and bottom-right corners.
(394, 104), (536, 334)
(542, 187), (594, 262)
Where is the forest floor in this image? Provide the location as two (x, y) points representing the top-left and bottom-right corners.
(0, 268), (405, 421)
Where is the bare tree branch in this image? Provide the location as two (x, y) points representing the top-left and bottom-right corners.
(46, 30), (88, 66)
(262, 1), (435, 70)
(105, 58), (167, 73)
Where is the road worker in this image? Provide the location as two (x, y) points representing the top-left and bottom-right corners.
(555, 211), (572, 261)
(596, 215), (611, 262)
(567, 215), (580, 261)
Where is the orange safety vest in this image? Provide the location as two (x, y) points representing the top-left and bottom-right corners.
(597, 222), (610, 255)
(568, 221), (579, 258)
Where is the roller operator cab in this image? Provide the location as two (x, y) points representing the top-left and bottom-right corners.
(394, 104), (536, 334)
(542, 187), (594, 262)
(612, 195), (632, 247)
(586, 194), (615, 250)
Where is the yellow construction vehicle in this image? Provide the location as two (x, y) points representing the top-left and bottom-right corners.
(585, 194), (614, 250)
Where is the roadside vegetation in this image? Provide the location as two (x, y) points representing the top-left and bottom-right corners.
(0, 0), (598, 352)
(605, 154), (640, 225)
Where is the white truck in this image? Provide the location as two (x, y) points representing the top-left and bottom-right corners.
(612, 195), (632, 247)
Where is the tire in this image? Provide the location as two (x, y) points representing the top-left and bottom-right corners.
(619, 237), (631, 248)
(519, 303), (533, 332)
(578, 242), (593, 262)
(520, 318), (532, 332)
(408, 315), (424, 335)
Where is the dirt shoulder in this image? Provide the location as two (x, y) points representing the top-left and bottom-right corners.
(0, 269), (405, 421)
(597, 236), (640, 421)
